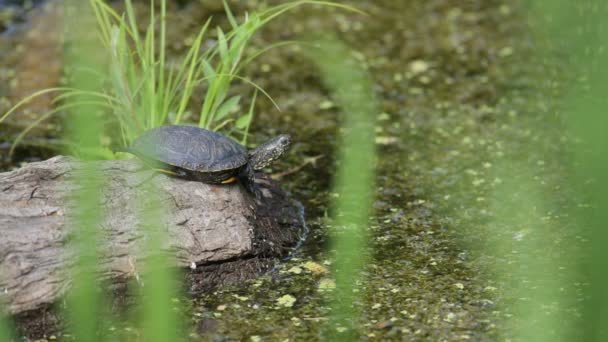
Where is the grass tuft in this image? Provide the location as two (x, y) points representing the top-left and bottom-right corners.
(0, 0), (363, 158)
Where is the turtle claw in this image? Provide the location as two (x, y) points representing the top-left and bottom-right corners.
(244, 181), (262, 201)
(239, 164), (262, 200)
(254, 187), (263, 201)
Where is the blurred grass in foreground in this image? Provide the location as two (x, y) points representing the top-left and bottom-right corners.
(306, 36), (377, 339)
(63, 1), (178, 340)
(552, 2), (608, 341)
(63, 1), (108, 340)
(0, 316), (14, 342)
(497, 1), (608, 341)
(136, 180), (180, 342)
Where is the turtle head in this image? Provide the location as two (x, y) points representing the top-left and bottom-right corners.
(249, 134), (291, 170)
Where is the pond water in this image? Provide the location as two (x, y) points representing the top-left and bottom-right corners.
(0, 0), (585, 341)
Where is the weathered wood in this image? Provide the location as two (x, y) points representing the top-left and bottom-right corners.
(0, 156), (304, 315)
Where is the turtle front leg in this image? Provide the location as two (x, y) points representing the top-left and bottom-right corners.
(239, 164), (261, 200)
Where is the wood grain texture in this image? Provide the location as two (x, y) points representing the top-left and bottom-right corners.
(0, 156), (304, 315)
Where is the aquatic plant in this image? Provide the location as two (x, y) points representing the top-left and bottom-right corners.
(0, 0), (362, 159)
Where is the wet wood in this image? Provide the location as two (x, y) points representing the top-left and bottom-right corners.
(0, 156), (304, 315)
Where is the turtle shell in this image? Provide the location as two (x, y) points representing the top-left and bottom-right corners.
(128, 125), (248, 173)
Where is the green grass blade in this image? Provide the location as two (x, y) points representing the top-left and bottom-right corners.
(260, 1), (366, 24)
(216, 73), (281, 112)
(240, 89), (257, 145)
(50, 89), (120, 105)
(158, 0), (166, 113)
(305, 35), (376, 339)
(0, 315), (15, 342)
(217, 27), (229, 60)
(0, 88), (70, 123)
(124, 0), (144, 57)
(235, 112), (250, 129)
(214, 95), (241, 120)
(64, 2), (108, 341)
(200, 59), (216, 80)
(237, 40), (304, 74)
(212, 118), (234, 131)
(223, 0), (239, 30)
(144, 4), (156, 128)
(9, 101), (113, 160)
(174, 18), (212, 123)
(137, 181), (181, 342)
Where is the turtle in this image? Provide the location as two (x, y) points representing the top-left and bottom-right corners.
(122, 125), (291, 198)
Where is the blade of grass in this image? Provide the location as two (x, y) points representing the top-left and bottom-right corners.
(137, 179), (180, 342)
(212, 118), (234, 131)
(158, 0), (166, 119)
(194, 73), (280, 113)
(259, 1), (366, 25)
(223, 0), (239, 30)
(236, 40), (305, 74)
(124, 0), (144, 58)
(0, 315), (14, 342)
(305, 35), (376, 339)
(214, 95), (241, 121)
(174, 18), (212, 123)
(64, 1), (108, 341)
(241, 89), (257, 145)
(145, 1), (156, 128)
(9, 101), (113, 160)
(217, 27), (228, 60)
(0, 87), (75, 123)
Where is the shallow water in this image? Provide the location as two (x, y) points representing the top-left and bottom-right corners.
(0, 0), (584, 340)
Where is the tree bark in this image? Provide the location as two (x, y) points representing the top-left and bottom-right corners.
(0, 156), (305, 315)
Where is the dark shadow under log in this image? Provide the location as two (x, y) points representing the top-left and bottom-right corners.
(0, 156), (305, 317)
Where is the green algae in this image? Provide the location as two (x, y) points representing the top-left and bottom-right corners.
(1, 0), (589, 341)
(182, 1), (584, 341)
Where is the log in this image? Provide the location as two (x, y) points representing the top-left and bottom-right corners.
(0, 156), (305, 315)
